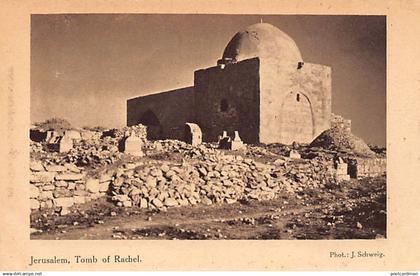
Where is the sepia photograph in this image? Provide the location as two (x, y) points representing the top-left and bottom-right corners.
(29, 14), (386, 240)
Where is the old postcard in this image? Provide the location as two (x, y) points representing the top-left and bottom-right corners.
(1, 0), (419, 271)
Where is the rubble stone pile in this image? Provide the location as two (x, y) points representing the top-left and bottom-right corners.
(109, 150), (337, 210)
(310, 127), (375, 157)
(30, 124), (148, 168)
(103, 124), (147, 141)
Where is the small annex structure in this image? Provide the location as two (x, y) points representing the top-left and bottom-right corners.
(127, 22), (332, 145)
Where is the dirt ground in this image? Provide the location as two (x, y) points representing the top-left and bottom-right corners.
(30, 176), (386, 240)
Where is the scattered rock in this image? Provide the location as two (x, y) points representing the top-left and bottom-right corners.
(30, 161), (45, 172)
(164, 197), (178, 207)
(152, 198), (164, 208)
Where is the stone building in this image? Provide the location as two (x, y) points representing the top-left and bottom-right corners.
(127, 23), (332, 144)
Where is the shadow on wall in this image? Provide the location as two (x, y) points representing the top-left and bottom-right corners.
(137, 109), (163, 140)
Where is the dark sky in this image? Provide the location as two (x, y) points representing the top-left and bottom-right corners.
(31, 14), (386, 146)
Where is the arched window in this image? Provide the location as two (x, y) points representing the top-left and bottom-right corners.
(220, 99), (229, 112)
(296, 93), (300, 102)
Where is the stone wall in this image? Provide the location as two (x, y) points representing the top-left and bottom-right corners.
(259, 60), (331, 144)
(30, 160), (112, 214)
(194, 58), (260, 143)
(127, 87), (194, 140)
(348, 157), (386, 179)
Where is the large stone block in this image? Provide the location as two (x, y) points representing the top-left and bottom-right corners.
(53, 188), (72, 198)
(30, 199), (40, 210)
(53, 197), (74, 208)
(45, 165), (67, 172)
(39, 191), (54, 200)
(152, 198), (164, 208)
(99, 181), (110, 192)
(54, 181), (68, 187)
(73, 196), (86, 204)
(99, 173), (112, 183)
(73, 189), (88, 196)
(42, 185), (55, 191)
(40, 200), (53, 209)
(55, 173), (84, 181)
(58, 134), (73, 153)
(30, 161), (45, 172)
(86, 178), (100, 193)
(29, 185), (40, 198)
(164, 197), (178, 207)
(30, 171), (56, 183)
(67, 182), (76, 190)
(64, 163), (81, 173)
(64, 130), (81, 141)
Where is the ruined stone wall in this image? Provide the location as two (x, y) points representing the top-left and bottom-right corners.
(194, 58), (260, 143)
(348, 157), (386, 179)
(331, 113), (351, 132)
(30, 160), (112, 214)
(127, 87), (194, 140)
(259, 60), (331, 144)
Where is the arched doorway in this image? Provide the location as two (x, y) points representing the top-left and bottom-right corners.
(138, 110), (162, 140)
(279, 92), (314, 144)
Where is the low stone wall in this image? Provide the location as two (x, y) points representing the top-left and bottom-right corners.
(348, 157), (386, 179)
(30, 161), (112, 214)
